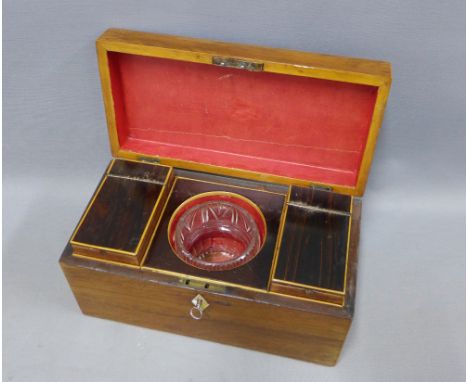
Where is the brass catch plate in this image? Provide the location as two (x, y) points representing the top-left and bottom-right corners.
(212, 56), (264, 72)
(179, 278), (227, 293)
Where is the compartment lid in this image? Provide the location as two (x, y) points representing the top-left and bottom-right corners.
(97, 28), (391, 196)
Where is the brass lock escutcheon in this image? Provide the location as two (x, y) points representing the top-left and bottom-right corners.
(190, 294), (209, 320)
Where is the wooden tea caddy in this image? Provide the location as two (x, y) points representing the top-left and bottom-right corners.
(60, 29), (391, 366)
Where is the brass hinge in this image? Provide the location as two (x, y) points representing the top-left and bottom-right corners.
(310, 184), (332, 192)
(138, 156), (160, 164)
(212, 56), (264, 72)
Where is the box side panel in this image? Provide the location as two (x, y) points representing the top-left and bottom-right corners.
(60, 261), (351, 365)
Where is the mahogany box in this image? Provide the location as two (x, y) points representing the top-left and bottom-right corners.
(60, 28), (391, 366)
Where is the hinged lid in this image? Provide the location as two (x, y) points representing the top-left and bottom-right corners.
(97, 28), (391, 196)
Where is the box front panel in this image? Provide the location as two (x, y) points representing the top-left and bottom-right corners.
(61, 258), (351, 365)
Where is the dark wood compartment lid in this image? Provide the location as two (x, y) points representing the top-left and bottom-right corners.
(273, 186), (351, 298)
(72, 178), (162, 253)
(70, 159), (172, 265)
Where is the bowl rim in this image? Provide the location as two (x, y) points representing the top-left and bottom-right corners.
(167, 191), (267, 271)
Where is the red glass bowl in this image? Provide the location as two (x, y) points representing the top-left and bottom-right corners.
(168, 192), (267, 271)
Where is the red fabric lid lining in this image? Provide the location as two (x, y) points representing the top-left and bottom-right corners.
(108, 52), (378, 187)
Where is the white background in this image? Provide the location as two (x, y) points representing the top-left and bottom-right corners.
(4, 1), (465, 381)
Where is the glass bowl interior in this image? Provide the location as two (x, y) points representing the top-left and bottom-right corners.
(168, 193), (266, 271)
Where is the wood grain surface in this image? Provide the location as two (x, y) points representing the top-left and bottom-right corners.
(274, 186), (352, 292)
(61, 256), (351, 365)
(60, 197), (362, 365)
(70, 159), (172, 265)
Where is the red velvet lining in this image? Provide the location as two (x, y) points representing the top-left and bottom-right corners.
(108, 52), (378, 187)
